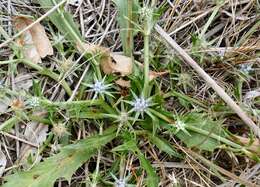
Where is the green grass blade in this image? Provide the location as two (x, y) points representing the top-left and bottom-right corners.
(113, 0), (140, 56)
(145, 131), (182, 158)
(137, 151), (159, 187)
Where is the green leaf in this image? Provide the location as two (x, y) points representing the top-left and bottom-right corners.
(0, 116), (20, 132)
(146, 132), (182, 158)
(175, 113), (225, 151)
(113, 139), (159, 187)
(112, 140), (138, 153)
(113, 0), (140, 56)
(3, 129), (116, 187)
(136, 152), (159, 187)
(37, 0), (83, 43)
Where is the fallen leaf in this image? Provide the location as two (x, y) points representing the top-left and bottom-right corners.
(115, 78), (131, 88)
(136, 62), (169, 81)
(19, 111), (48, 164)
(14, 16), (53, 63)
(234, 135), (260, 154)
(109, 53), (133, 76)
(77, 42), (133, 76)
(0, 150), (7, 177)
(76, 43), (108, 54)
(149, 70), (169, 80)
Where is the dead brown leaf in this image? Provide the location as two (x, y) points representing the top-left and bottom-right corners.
(14, 16), (53, 63)
(149, 70), (169, 80)
(115, 78), (131, 88)
(10, 99), (24, 110)
(109, 53), (133, 76)
(234, 135), (260, 154)
(77, 43), (133, 76)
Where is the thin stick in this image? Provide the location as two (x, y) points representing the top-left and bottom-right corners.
(0, 0), (68, 49)
(1, 132), (38, 147)
(155, 24), (260, 139)
(68, 64), (90, 101)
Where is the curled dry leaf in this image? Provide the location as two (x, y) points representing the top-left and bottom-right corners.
(0, 150), (7, 177)
(115, 78), (131, 88)
(109, 53), (133, 76)
(136, 61), (169, 80)
(149, 70), (169, 80)
(14, 16), (53, 63)
(234, 135), (260, 154)
(77, 42), (133, 76)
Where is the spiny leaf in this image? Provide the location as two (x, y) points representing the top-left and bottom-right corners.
(37, 0), (83, 43)
(136, 151), (159, 187)
(113, 139), (159, 187)
(3, 129), (116, 187)
(145, 132), (182, 158)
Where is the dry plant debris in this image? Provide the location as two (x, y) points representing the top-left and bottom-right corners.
(0, 0), (259, 187)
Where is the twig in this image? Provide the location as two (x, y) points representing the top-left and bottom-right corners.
(68, 64), (90, 101)
(1, 132), (38, 147)
(155, 24), (260, 139)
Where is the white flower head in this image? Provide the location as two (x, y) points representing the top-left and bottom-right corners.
(111, 173), (130, 187)
(90, 80), (107, 93)
(115, 179), (126, 187)
(133, 97), (150, 113)
(175, 119), (191, 136)
(86, 76), (113, 99)
(240, 63), (252, 74)
(128, 92), (153, 119)
(26, 97), (40, 107)
(140, 7), (153, 18)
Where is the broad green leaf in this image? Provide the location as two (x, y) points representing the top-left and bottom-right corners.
(113, 0), (140, 56)
(3, 130), (116, 187)
(175, 113), (225, 151)
(37, 0), (83, 43)
(145, 132), (182, 158)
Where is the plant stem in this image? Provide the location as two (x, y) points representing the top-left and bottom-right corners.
(186, 126), (242, 149)
(40, 99), (104, 108)
(22, 59), (72, 96)
(126, 0), (133, 57)
(143, 23), (150, 97)
(92, 125), (103, 187)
